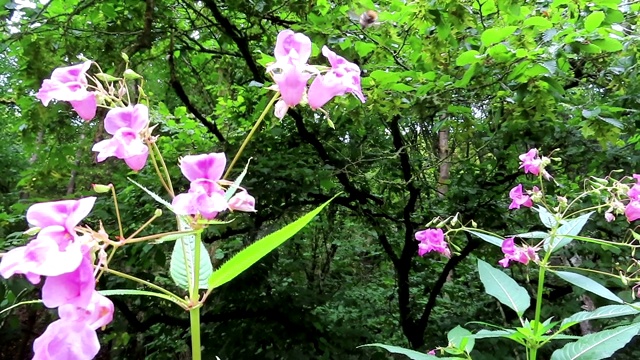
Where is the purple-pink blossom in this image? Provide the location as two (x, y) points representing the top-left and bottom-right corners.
(36, 61), (97, 121)
(229, 190), (256, 212)
(498, 237), (539, 267)
(92, 105), (150, 171)
(628, 174), (640, 200)
(415, 228), (450, 258)
(509, 184), (533, 210)
(308, 46), (366, 109)
(519, 149), (541, 175)
(626, 200), (640, 222)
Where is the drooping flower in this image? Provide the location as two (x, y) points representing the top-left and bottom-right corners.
(228, 190), (256, 212)
(33, 292), (114, 360)
(308, 46), (366, 109)
(36, 61), (97, 121)
(415, 228), (450, 258)
(625, 200), (640, 222)
(92, 105), (150, 171)
(509, 184), (533, 210)
(267, 30), (314, 117)
(605, 212), (615, 222)
(628, 174), (640, 200)
(519, 149), (541, 175)
(41, 255), (95, 309)
(498, 237), (538, 267)
(0, 197), (96, 283)
(172, 179), (229, 220)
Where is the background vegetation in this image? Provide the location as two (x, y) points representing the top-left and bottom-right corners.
(1, 0), (640, 358)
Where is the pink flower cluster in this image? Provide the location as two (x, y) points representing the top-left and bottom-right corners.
(172, 153), (256, 220)
(519, 148), (551, 180)
(414, 228), (451, 258)
(509, 184), (539, 210)
(267, 30), (366, 119)
(92, 104), (150, 171)
(0, 198), (113, 359)
(36, 61), (98, 121)
(498, 237), (539, 268)
(626, 175), (640, 222)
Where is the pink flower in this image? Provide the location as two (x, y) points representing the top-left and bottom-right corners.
(27, 197), (97, 235)
(42, 255), (95, 309)
(33, 292), (113, 360)
(92, 105), (150, 171)
(498, 237), (538, 267)
(415, 228), (450, 258)
(36, 61), (97, 121)
(308, 46), (366, 109)
(628, 174), (640, 201)
(605, 212), (615, 222)
(625, 200), (640, 222)
(519, 149), (541, 176)
(509, 184), (533, 209)
(228, 190), (256, 212)
(428, 349), (436, 355)
(172, 179), (229, 219)
(179, 153), (226, 182)
(103, 105), (149, 134)
(274, 30), (312, 65)
(92, 128), (149, 171)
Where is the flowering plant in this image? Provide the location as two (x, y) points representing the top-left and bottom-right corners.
(0, 29), (362, 360)
(364, 149), (640, 359)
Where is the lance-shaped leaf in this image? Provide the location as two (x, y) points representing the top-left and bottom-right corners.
(544, 212), (593, 253)
(465, 230), (503, 247)
(560, 303), (640, 329)
(224, 159), (251, 201)
(536, 206), (558, 228)
(473, 329), (516, 339)
(478, 259), (530, 316)
(550, 322), (640, 360)
(170, 219), (212, 290)
(207, 195), (337, 290)
(358, 344), (439, 360)
(553, 270), (623, 304)
(448, 326), (475, 353)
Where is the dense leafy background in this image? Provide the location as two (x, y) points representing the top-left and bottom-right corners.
(1, 0), (640, 359)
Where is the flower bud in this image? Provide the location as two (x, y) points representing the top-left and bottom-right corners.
(154, 209), (163, 217)
(92, 183), (113, 193)
(23, 227), (41, 236)
(123, 69), (142, 80)
(95, 73), (120, 82)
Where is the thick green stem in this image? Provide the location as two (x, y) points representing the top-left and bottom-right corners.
(190, 306), (201, 360)
(223, 92), (279, 179)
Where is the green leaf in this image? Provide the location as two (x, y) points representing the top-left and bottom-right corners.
(592, 38), (623, 52)
(455, 63), (478, 87)
(477, 259), (530, 316)
(584, 11), (605, 32)
(390, 83), (415, 92)
(481, 26), (518, 46)
(535, 206), (557, 228)
(465, 230), (503, 247)
(128, 177), (174, 212)
(98, 289), (183, 305)
(523, 16), (553, 29)
(560, 303), (640, 329)
(355, 42), (377, 57)
(545, 212), (593, 253)
(207, 195), (337, 290)
(448, 326), (475, 353)
(456, 50), (481, 66)
(224, 159), (251, 201)
(473, 329), (516, 339)
(511, 231), (549, 239)
(358, 344), (437, 360)
(552, 271), (623, 304)
(170, 220), (212, 290)
(550, 323), (640, 360)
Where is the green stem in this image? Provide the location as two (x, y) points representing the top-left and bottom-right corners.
(189, 230), (204, 359)
(152, 141), (174, 197)
(101, 267), (186, 309)
(190, 306), (201, 360)
(110, 185), (124, 240)
(223, 92), (279, 179)
(146, 138), (172, 196)
(530, 264), (546, 360)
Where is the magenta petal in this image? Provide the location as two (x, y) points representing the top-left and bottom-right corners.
(228, 191), (256, 212)
(50, 61), (92, 85)
(307, 73), (346, 109)
(274, 30), (312, 64)
(276, 65), (311, 107)
(172, 192), (199, 216)
(33, 319), (100, 360)
(104, 105), (149, 134)
(69, 92), (97, 121)
(42, 256), (95, 309)
(59, 292), (114, 330)
(123, 149), (149, 171)
(179, 153), (227, 182)
(626, 201), (640, 222)
(26, 197), (96, 233)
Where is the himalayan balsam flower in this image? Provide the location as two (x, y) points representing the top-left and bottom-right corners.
(498, 237), (539, 268)
(628, 174), (640, 200)
(36, 61), (97, 121)
(509, 184), (533, 210)
(415, 228), (450, 258)
(0, 197), (96, 284)
(308, 46), (366, 109)
(172, 153), (256, 220)
(626, 200), (640, 222)
(268, 30), (313, 118)
(519, 149), (541, 175)
(92, 104), (150, 171)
